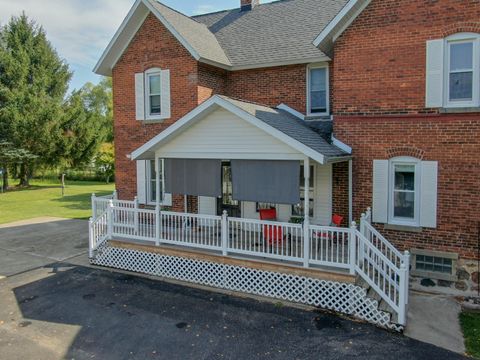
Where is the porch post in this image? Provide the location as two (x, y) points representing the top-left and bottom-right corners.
(134, 196), (139, 234)
(88, 217), (94, 258)
(91, 193), (96, 219)
(107, 199), (114, 240)
(221, 210), (228, 256)
(349, 221), (357, 275)
(156, 158), (161, 246)
(303, 157), (310, 268)
(348, 159), (353, 225)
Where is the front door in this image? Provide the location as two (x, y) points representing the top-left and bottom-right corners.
(217, 162), (241, 217)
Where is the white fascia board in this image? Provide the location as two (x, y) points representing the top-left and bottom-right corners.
(312, 0), (371, 48)
(94, 0), (145, 75)
(132, 95), (326, 164)
(277, 104), (305, 120)
(331, 136), (353, 154)
(94, 0), (203, 76)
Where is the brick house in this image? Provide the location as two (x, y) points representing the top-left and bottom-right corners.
(89, 0), (480, 328)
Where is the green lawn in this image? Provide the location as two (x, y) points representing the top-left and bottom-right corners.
(460, 312), (480, 359)
(0, 179), (115, 224)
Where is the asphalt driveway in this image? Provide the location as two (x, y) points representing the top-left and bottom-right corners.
(0, 217), (88, 277)
(0, 218), (468, 359)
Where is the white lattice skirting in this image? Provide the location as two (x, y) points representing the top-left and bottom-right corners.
(91, 243), (401, 331)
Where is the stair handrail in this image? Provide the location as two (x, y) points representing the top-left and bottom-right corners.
(360, 207), (409, 267)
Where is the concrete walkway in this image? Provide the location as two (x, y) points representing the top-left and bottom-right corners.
(405, 291), (465, 353)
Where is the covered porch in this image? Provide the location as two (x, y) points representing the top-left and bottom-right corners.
(89, 96), (409, 327)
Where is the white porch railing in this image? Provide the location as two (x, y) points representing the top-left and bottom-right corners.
(89, 194), (409, 325)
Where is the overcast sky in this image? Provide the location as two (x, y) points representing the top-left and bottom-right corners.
(0, 0), (275, 92)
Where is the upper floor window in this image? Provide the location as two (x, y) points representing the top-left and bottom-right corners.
(307, 64), (329, 116)
(135, 68), (171, 121)
(446, 35), (479, 107)
(147, 71), (162, 116)
(426, 33), (480, 109)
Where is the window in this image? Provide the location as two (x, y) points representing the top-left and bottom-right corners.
(373, 158), (438, 227)
(146, 159), (164, 204)
(135, 68), (170, 121)
(416, 255), (452, 274)
(445, 34), (479, 108)
(411, 249), (458, 281)
(388, 158), (420, 226)
(292, 165), (314, 218)
(146, 70), (161, 117)
(307, 65), (329, 115)
(147, 73), (161, 115)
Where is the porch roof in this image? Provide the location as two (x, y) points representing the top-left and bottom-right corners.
(131, 95), (351, 164)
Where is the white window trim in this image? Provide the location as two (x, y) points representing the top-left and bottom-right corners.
(306, 63), (330, 117)
(145, 67), (163, 121)
(444, 33), (480, 108)
(146, 158), (166, 206)
(388, 157), (420, 227)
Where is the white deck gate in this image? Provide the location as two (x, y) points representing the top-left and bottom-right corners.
(90, 195), (410, 326)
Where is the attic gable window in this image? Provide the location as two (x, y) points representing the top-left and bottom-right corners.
(307, 64), (329, 116)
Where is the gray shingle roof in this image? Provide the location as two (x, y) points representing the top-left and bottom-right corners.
(151, 0), (348, 69)
(150, 1), (231, 66)
(219, 96), (349, 160)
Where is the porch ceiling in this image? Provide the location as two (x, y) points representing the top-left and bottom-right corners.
(131, 95), (350, 164)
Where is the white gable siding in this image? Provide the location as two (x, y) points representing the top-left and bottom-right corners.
(157, 108), (303, 160)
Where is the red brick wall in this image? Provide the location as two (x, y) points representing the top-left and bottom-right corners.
(332, 162), (349, 225)
(331, 0), (480, 259)
(113, 14), (199, 209)
(334, 114), (480, 259)
(333, 0), (480, 116)
(198, 63), (227, 104)
(226, 64), (307, 114)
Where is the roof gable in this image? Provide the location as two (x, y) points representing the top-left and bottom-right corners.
(131, 95), (349, 164)
(95, 0), (350, 76)
(94, 0), (231, 76)
(312, 0), (372, 54)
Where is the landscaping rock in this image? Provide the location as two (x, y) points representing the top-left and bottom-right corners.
(437, 280), (453, 288)
(420, 278), (435, 287)
(472, 271), (479, 285)
(455, 281), (467, 291)
(456, 268), (470, 281)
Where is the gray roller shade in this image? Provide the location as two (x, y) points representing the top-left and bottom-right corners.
(231, 160), (300, 205)
(165, 159), (222, 197)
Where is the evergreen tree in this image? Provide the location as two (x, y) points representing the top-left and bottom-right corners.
(0, 14), (71, 186)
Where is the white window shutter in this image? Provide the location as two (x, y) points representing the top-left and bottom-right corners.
(420, 161), (438, 228)
(426, 39), (444, 108)
(135, 73), (145, 120)
(372, 160), (389, 223)
(160, 69), (171, 119)
(136, 160), (147, 204)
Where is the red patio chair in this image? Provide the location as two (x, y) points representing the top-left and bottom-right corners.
(316, 214), (344, 240)
(259, 208), (283, 245)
